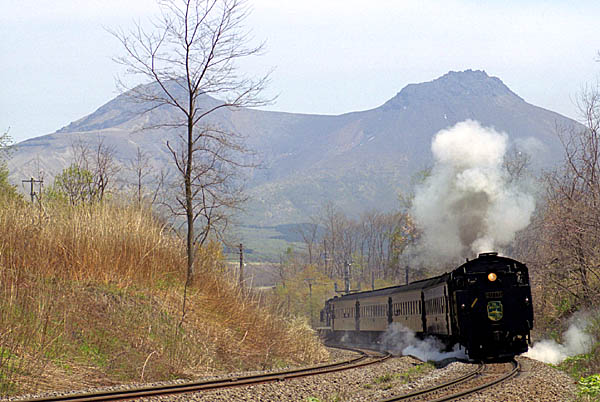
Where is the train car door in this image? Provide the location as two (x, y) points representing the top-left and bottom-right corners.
(420, 291), (426, 333)
(355, 301), (360, 331)
(444, 285), (452, 335)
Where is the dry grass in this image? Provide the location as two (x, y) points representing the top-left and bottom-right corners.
(0, 199), (328, 395)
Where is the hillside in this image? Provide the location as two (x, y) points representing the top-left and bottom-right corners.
(8, 70), (579, 228)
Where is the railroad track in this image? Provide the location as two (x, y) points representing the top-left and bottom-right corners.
(378, 359), (520, 402)
(17, 347), (390, 402)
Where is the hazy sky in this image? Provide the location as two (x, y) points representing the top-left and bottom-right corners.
(1, 0), (599, 143)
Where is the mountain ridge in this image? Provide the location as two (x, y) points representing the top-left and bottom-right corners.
(8, 70), (580, 225)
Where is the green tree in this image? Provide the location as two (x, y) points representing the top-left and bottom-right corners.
(48, 164), (96, 205)
(0, 128), (21, 203)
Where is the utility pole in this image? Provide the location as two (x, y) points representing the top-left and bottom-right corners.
(322, 239), (328, 273)
(22, 177), (43, 203)
(305, 278), (314, 327)
(239, 243), (244, 287)
(344, 260), (351, 294)
(335, 260), (359, 295)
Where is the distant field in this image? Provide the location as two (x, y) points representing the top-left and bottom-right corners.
(225, 223), (312, 262)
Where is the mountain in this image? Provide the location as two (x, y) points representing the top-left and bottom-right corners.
(8, 70), (579, 226)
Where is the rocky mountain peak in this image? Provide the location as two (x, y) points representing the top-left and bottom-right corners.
(383, 69), (522, 110)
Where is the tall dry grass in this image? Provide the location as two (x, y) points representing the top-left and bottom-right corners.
(0, 199), (327, 395)
(1, 200), (184, 286)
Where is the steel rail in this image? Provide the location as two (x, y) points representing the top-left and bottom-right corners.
(17, 348), (390, 402)
(427, 359), (519, 402)
(377, 361), (485, 402)
(378, 359), (519, 402)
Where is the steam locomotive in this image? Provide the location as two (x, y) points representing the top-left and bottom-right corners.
(318, 252), (534, 360)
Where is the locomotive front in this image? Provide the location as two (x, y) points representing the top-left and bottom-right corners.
(449, 253), (533, 359)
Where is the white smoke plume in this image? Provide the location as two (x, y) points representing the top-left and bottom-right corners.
(381, 323), (466, 361)
(524, 314), (595, 364)
(411, 120), (535, 261)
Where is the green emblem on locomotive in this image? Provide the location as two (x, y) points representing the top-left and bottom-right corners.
(487, 301), (503, 321)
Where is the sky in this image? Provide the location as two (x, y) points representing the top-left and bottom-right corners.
(1, 0), (600, 143)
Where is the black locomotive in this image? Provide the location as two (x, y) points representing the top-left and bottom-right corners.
(319, 253), (533, 359)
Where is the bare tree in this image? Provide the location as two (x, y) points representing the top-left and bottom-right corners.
(69, 137), (121, 202)
(527, 84), (600, 314)
(503, 146), (532, 183)
(110, 0), (268, 295)
(296, 218), (321, 265)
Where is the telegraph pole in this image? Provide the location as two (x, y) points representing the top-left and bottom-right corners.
(22, 177), (43, 203)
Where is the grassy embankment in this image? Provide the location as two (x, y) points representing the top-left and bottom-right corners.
(0, 199), (327, 395)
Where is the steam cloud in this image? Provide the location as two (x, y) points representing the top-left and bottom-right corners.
(382, 323), (466, 361)
(524, 314), (595, 364)
(411, 120), (535, 260)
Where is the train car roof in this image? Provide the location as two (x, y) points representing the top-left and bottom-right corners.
(327, 273), (450, 302)
(452, 252), (527, 275)
(325, 253), (526, 303)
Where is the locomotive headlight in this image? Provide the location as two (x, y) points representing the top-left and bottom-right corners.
(488, 272), (497, 282)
